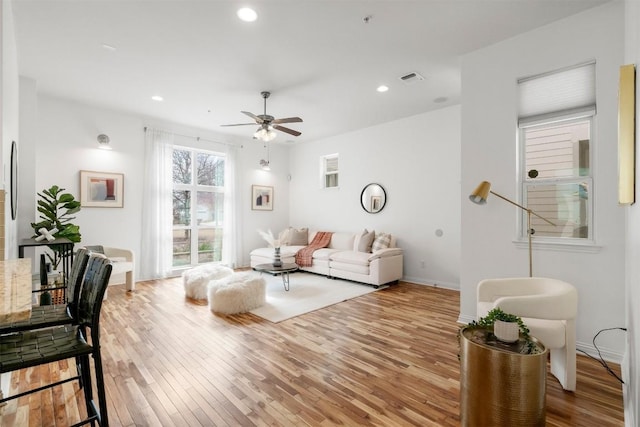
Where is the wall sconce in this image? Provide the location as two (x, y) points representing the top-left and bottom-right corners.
(97, 134), (112, 150)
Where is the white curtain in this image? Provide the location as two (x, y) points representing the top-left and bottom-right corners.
(140, 128), (174, 279)
(222, 144), (241, 268)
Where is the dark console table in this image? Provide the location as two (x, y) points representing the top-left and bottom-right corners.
(18, 237), (74, 303)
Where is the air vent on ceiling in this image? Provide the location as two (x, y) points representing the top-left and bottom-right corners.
(399, 71), (425, 85)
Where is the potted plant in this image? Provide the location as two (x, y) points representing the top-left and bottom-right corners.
(30, 185), (82, 271)
(470, 307), (538, 354)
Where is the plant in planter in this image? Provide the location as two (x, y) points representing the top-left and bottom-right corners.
(470, 308), (538, 354)
(30, 185), (82, 271)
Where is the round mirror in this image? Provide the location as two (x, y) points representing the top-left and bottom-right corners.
(360, 183), (387, 214)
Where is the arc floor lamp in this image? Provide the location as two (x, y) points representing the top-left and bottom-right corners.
(469, 181), (556, 277)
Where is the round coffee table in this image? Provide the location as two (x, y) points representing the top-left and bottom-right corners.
(254, 263), (298, 291)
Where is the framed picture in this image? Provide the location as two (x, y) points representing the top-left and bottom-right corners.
(252, 185), (273, 211)
(371, 196), (382, 212)
(80, 170), (124, 208)
(618, 64), (636, 205)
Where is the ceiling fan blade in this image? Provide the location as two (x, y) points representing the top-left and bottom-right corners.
(220, 123), (257, 127)
(272, 117), (303, 124)
(274, 125), (301, 137)
(241, 111), (263, 123)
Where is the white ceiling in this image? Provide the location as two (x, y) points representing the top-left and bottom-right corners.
(11, 0), (609, 144)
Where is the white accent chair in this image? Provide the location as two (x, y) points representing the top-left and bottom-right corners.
(476, 277), (578, 391)
(84, 246), (135, 291)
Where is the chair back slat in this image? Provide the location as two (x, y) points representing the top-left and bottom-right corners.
(67, 248), (91, 314)
(77, 255), (112, 330)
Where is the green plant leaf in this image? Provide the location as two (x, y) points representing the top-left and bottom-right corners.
(32, 185), (81, 252)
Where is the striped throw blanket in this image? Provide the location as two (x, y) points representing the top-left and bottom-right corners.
(295, 231), (333, 267)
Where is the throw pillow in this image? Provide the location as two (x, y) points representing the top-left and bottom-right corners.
(277, 228), (290, 246)
(372, 233), (392, 252)
(356, 229), (375, 253)
(288, 227), (309, 246)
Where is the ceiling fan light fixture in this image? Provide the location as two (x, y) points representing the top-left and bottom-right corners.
(254, 126), (277, 142)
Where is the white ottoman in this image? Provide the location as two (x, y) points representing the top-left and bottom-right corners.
(209, 273), (266, 314)
(183, 264), (234, 300)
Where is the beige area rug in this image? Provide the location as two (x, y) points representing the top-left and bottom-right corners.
(250, 271), (385, 323)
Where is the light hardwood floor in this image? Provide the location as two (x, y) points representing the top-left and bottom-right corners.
(0, 278), (624, 426)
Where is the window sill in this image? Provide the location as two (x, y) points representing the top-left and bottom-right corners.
(513, 239), (601, 254)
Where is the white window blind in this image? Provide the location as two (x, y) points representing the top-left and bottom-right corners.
(518, 62), (596, 124)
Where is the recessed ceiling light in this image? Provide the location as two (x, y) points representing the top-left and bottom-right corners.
(151, 95), (164, 102)
(237, 7), (257, 22)
(101, 43), (116, 51)
(377, 85), (389, 93)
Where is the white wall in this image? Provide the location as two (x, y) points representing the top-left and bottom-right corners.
(2, 0), (19, 259)
(288, 105), (461, 288)
(623, 0), (639, 424)
(18, 93), (291, 278)
(461, 2), (626, 361)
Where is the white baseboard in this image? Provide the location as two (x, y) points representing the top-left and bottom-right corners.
(402, 275), (460, 290)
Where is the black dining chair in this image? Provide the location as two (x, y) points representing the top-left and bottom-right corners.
(0, 248), (91, 335)
(0, 254), (112, 426)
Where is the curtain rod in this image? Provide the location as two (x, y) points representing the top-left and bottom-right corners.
(143, 126), (240, 147)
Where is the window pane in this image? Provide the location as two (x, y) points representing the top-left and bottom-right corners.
(197, 191), (224, 226)
(173, 229), (191, 266)
(173, 190), (191, 226)
(198, 228), (223, 263)
(173, 149), (192, 184)
(197, 153), (225, 186)
(326, 174), (338, 188)
(325, 156), (338, 173)
(524, 120), (590, 180)
(526, 182), (589, 238)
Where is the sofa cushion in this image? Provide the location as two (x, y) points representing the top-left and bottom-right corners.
(251, 246), (302, 258)
(354, 229), (375, 252)
(330, 250), (371, 267)
(372, 233), (392, 252)
(311, 248), (341, 261)
(288, 228), (308, 245)
(329, 232), (356, 250)
(330, 261), (370, 275)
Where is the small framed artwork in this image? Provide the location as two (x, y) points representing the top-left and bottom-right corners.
(80, 170), (124, 208)
(252, 185), (273, 211)
(371, 196), (382, 212)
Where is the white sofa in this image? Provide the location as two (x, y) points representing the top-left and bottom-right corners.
(250, 230), (403, 287)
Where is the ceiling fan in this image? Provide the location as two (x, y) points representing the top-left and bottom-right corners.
(221, 91), (302, 141)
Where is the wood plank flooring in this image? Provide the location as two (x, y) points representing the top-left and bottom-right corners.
(0, 278), (624, 426)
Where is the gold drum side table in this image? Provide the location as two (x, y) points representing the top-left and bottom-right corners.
(459, 326), (548, 427)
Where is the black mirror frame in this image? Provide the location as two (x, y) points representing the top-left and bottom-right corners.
(360, 183), (387, 214)
(10, 140), (18, 220)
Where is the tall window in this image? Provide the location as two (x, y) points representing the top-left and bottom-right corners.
(322, 153), (339, 188)
(172, 148), (225, 267)
(518, 62), (595, 241)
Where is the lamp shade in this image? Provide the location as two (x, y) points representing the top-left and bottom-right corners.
(469, 181), (491, 204)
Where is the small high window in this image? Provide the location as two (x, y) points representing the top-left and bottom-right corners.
(322, 154), (339, 188)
